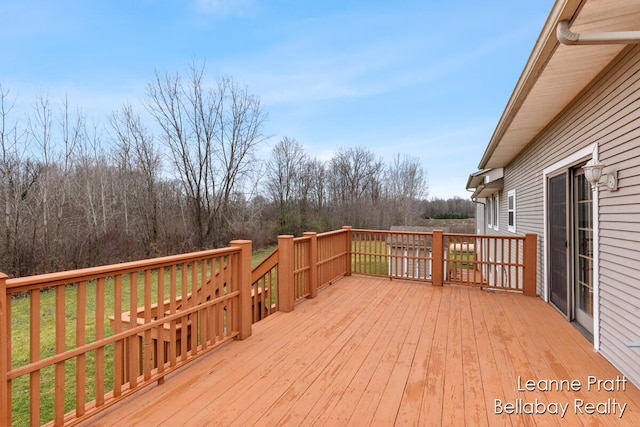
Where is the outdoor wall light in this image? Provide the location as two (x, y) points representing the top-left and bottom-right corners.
(583, 157), (618, 191)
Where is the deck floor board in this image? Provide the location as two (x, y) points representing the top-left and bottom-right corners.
(83, 276), (640, 427)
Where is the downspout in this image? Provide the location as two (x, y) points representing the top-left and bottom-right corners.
(557, 20), (640, 45)
(467, 189), (486, 235)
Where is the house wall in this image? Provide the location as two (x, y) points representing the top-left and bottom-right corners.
(474, 201), (485, 234)
(499, 44), (640, 386)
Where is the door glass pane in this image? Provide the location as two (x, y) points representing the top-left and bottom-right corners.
(574, 173), (593, 320)
(548, 173), (568, 314)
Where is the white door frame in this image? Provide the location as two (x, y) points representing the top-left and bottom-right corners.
(542, 143), (600, 351)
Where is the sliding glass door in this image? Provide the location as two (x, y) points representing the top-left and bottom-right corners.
(547, 166), (594, 337)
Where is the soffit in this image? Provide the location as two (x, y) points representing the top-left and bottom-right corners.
(480, 0), (640, 169)
(465, 169), (490, 190)
(470, 178), (504, 199)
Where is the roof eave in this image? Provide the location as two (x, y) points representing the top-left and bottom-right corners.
(478, 0), (583, 169)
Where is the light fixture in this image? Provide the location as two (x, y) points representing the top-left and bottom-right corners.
(583, 157), (618, 191)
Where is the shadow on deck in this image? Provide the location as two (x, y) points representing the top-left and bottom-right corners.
(82, 276), (640, 426)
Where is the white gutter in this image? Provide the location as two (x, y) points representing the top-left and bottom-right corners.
(557, 20), (640, 45)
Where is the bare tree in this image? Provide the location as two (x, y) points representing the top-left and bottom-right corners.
(52, 96), (84, 253)
(328, 146), (384, 228)
(0, 84), (16, 258)
(213, 75), (268, 244)
(303, 158), (329, 230)
(26, 90), (54, 267)
(0, 84), (31, 275)
(307, 157), (326, 212)
(265, 137), (307, 234)
(74, 127), (108, 235)
(110, 103), (162, 254)
(146, 65), (220, 248)
(385, 153), (428, 225)
(146, 62), (267, 247)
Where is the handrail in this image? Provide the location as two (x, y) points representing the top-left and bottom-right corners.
(0, 243), (252, 427)
(1, 227), (537, 426)
(6, 247), (240, 291)
(251, 248), (278, 283)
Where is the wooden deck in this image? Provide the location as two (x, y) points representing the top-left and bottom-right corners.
(83, 276), (640, 426)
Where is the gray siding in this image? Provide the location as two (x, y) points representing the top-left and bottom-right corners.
(498, 45), (640, 386)
(475, 202), (485, 234)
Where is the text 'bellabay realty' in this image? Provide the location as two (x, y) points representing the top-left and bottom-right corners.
(494, 375), (629, 418)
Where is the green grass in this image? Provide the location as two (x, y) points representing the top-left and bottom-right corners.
(10, 248), (275, 427)
(251, 246), (276, 267)
(448, 251), (475, 271)
(351, 240), (388, 275)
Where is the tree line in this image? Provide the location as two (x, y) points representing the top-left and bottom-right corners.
(423, 196), (475, 219)
(1, 63), (470, 278)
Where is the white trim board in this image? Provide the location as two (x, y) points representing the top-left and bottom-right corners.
(541, 143), (600, 351)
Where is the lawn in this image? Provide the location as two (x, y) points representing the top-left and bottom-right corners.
(351, 239), (388, 275)
(9, 247), (275, 427)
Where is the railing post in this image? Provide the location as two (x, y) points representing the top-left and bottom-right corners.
(523, 233), (538, 297)
(0, 273), (10, 426)
(278, 235), (295, 312)
(304, 232), (318, 299)
(231, 240), (253, 339)
(342, 226), (352, 276)
(432, 230), (443, 286)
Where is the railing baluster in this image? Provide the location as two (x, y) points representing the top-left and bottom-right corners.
(510, 238), (515, 289)
(30, 289), (40, 426)
(190, 261), (199, 357)
(200, 260), (207, 351)
(96, 277), (105, 404)
(169, 265), (177, 367)
(156, 268), (165, 381)
(216, 259), (224, 339)
(54, 284), (65, 425)
(491, 237), (497, 287)
(180, 264), (188, 360)
(143, 270), (152, 380)
(0, 273), (9, 427)
(128, 272), (138, 386)
(76, 280), (87, 417)
(113, 274), (123, 396)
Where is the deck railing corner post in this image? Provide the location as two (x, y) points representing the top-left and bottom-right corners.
(277, 235), (295, 312)
(231, 240), (253, 339)
(523, 233), (538, 297)
(342, 226), (353, 276)
(432, 230), (444, 286)
(0, 272), (10, 426)
(304, 232), (318, 298)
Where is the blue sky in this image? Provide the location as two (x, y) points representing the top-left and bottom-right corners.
(0, 0), (555, 199)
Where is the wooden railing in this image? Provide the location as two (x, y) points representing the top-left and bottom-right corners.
(253, 228), (352, 315)
(350, 229), (537, 295)
(442, 233), (536, 292)
(0, 241), (253, 427)
(1, 227), (536, 426)
(250, 248), (278, 322)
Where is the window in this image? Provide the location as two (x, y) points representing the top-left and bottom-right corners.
(487, 196), (493, 228)
(507, 189), (516, 232)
